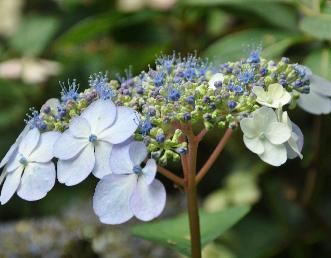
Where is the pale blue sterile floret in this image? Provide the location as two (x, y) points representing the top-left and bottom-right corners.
(93, 141), (166, 224)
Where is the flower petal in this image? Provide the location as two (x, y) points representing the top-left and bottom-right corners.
(298, 91), (331, 115)
(254, 106), (277, 125)
(92, 141), (113, 179)
(93, 174), (136, 225)
(265, 122), (291, 144)
(268, 83), (284, 99)
(252, 86), (267, 99)
(286, 122), (304, 159)
(243, 136), (264, 155)
(130, 178), (166, 221)
(57, 144), (95, 186)
(99, 107), (139, 144)
(17, 162), (55, 201)
(142, 159), (157, 185)
(0, 166), (23, 205)
(69, 116), (91, 138)
(311, 75), (331, 97)
(0, 143), (18, 169)
(240, 117), (260, 138)
(53, 131), (89, 160)
(129, 141), (147, 166)
(29, 131), (61, 163)
(259, 140), (287, 166)
(81, 99), (116, 134)
(19, 128), (40, 157)
(109, 141), (133, 174)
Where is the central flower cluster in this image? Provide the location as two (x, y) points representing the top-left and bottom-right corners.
(25, 52), (310, 165)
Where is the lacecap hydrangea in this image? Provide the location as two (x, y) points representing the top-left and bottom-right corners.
(1, 51), (328, 225)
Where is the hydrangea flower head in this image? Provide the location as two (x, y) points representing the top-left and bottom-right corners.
(93, 141), (166, 224)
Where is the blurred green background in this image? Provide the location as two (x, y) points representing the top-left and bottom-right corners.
(0, 0), (331, 257)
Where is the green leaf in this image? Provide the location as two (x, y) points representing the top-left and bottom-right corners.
(55, 11), (157, 47)
(233, 3), (298, 30)
(299, 14), (331, 40)
(183, 0), (294, 6)
(131, 206), (250, 257)
(304, 48), (331, 80)
(9, 16), (59, 56)
(203, 29), (303, 62)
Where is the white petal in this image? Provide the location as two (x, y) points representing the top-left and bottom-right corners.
(41, 98), (60, 114)
(17, 162), (55, 201)
(19, 128), (40, 157)
(240, 118), (260, 138)
(265, 122), (291, 144)
(208, 73), (224, 90)
(268, 83), (284, 99)
(252, 86), (267, 99)
(298, 91), (331, 115)
(57, 144), (95, 186)
(259, 140), (287, 166)
(142, 159), (157, 185)
(286, 122), (304, 159)
(254, 106), (277, 125)
(69, 116), (91, 138)
(130, 178), (166, 221)
(6, 152), (22, 172)
(93, 174), (136, 225)
(99, 107), (139, 144)
(81, 99), (116, 134)
(29, 131), (61, 163)
(92, 141), (113, 179)
(311, 75), (331, 96)
(243, 136), (264, 155)
(53, 131), (89, 160)
(129, 141), (147, 166)
(109, 141), (133, 174)
(0, 166), (23, 205)
(0, 143), (18, 168)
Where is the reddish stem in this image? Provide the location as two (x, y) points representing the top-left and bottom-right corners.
(195, 128), (233, 184)
(157, 165), (184, 187)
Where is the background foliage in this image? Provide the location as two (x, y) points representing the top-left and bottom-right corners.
(0, 0), (330, 257)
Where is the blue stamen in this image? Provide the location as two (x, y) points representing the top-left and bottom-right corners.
(89, 134), (97, 142)
(133, 165), (143, 174)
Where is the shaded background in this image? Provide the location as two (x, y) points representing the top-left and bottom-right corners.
(0, 0), (331, 257)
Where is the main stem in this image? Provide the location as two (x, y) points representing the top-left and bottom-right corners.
(185, 132), (201, 258)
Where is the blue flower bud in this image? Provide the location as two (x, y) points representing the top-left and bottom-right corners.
(156, 134), (165, 143)
(228, 100), (237, 109)
(168, 89), (181, 101)
(176, 147), (187, 155)
(183, 112), (191, 121)
(247, 51), (260, 63)
(186, 95), (195, 105)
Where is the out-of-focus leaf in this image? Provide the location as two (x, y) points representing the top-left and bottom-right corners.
(183, 0), (294, 5)
(304, 48), (331, 80)
(299, 14), (331, 40)
(0, 80), (27, 129)
(224, 217), (288, 258)
(131, 206), (250, 257)
(207, 10), (232, 36)
(9, 16), (59, 56)
(233, 3), (297, 30)
(204, 29), (302, 62)
(55, 11), (157, 47)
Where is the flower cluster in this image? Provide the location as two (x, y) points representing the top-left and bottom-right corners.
(1, 51), (329, 224)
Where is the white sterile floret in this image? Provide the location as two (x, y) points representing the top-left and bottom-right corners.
(53, 99), (139, 186)
(297, 66), (331, 115)
(252, 83), (291, 108)
(240, 106), (291, 166)
(278, 110), (304, 159)
(0, 128), (60, 204)
(208, 73), (224, 90)
(93, 141), (166, 225)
